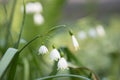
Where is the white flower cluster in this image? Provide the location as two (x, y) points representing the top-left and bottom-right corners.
(77, 25), (106, 40)
(50, 48), (68, 70)
(38, 31), (80, 70)
(21, 2), (43, 14)
(21, 2), (44, 25)
(38, 45), (68, 70)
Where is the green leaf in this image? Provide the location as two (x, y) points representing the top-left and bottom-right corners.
(0, 48), (18, 79)
(36, 74), (91, 80)
(23, 58), (30, 80)
(69, 67), (100, 80)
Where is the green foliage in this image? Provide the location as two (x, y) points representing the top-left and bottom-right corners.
(0, 48), (18, 79)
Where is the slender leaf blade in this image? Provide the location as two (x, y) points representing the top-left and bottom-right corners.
(0, 48), (18, 78)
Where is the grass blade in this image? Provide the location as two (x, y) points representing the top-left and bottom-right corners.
(4, 0), (17, 49)
(36, 74), (91, 80)
(14, 0), (26, 49)
(0, 48), (18, 79)
(23, 58), (30, 80)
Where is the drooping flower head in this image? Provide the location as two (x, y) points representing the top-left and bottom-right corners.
(38, 45), (48, 55)
(50, 46), (61, 61)
(57, 57), (68, 70)
(69, 30), (80, 51)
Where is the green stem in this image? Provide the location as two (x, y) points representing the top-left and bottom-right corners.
(5, 0), (17, 49)
(28, 47), (43, 75)
(15, 0), (26, 49)
(23, 58), (29, 80)
(43, 25), (67, 43)
(45, 25), (66, 35)
(18, 35), (41, 53)
(36, 74), (91, 80)
(3, 4), (7, 17)
(77, 67), (100, 80)
(18, 25), (68, 53)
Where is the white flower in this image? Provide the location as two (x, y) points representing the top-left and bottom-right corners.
(72, 35), (80, 50)
(33, 2), (43, 13)
(33, 13), (44, 25)
(50, 49), (61, 61)
(88, 28), (97, 38)
(77, 31), (87, 40)
(25, 3), (35, 13)
(21, 2), (43, 14)
(57, 58), (68, 70)
(96, 25), (105, 37)
(38, 45), (48, 55)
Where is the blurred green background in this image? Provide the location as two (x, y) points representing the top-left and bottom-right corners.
(0, 0), (120, 80)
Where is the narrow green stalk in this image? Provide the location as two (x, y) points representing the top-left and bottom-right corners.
(44, 25), (66, 42)
(46, 25), (66, 34)
(15, 0), (26, 49)
(23, 58), (29, 80)
(5, 0), (17, 49)
(3, 4), (7, 17)
(36, 74), (91, 80)
(18, 35), (41, 53)
(29, 48), (43, 75)
(75, 67), (100, 80)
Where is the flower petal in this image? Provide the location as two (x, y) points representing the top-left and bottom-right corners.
(38, 45), (48, 55)
(50, 49), (60, 61)
(57, 58), (68, 70)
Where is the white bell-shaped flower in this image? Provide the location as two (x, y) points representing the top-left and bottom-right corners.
(21, 2), (43, 14)
(33, 13), (44, 25)
(57, 57), (68, 70)
(72, 35), (80, 50)
(38, 45), (48, 55)
(50, 49), (61, 61)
